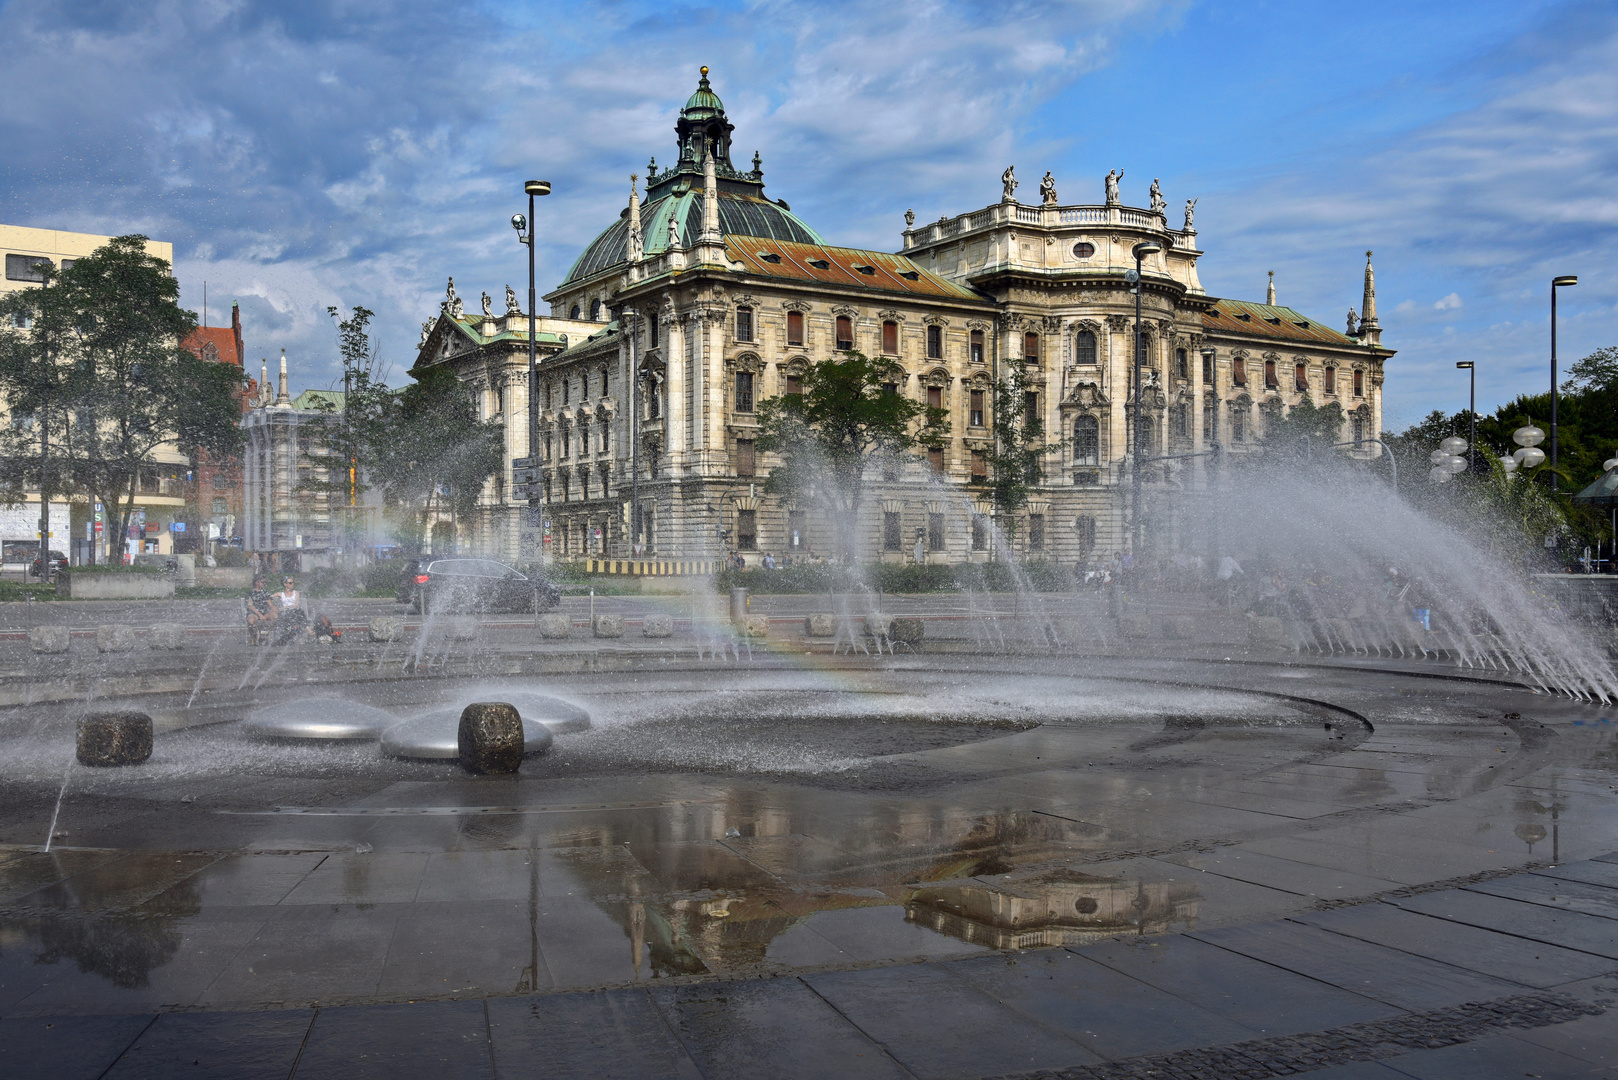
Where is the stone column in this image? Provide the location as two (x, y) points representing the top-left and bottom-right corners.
(665, 312), (685, 468)
(688, 313), (703, 469)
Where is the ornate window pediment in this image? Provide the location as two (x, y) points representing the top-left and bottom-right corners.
(922, 314), (948, 327)
(727, 352), (764, 373)
(831, 305), (859, 319)
(780, 299), (812, 313)
(877, 308), (905, 322)
(778, 355), (809, 374)
(966, 319), (992, 332)
(1063, 378), (1109, 410)
(919, 367), (951, 388)
(964, 371), (993, 391)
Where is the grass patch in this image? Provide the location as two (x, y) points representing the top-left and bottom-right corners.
(0, 581), (59, 602)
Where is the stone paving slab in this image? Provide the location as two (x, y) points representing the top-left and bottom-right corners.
(100, 1009), (313, 1079)
(487, 988), (702, 1080)
(1388, 889), (1618, 960)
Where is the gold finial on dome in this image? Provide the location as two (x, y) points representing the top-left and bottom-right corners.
(700, 65), (709, 77)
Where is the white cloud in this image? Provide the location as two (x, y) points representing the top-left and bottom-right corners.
(1434, 292), (1463, 311)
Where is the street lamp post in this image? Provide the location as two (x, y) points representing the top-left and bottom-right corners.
(1551, 275), (1578, 491)
(1456, 361), (1475, 472)
(1128, 241), (1162, 560)
(512, 179), (551, 554)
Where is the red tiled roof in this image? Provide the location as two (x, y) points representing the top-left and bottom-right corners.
(1202, 299), (1365, 348)
(723, 238), (989, 303)
(181, 326), (243, 366)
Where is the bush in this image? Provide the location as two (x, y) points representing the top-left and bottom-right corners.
(212, 546), (248, 568)
(713, 559), (1075, 595)
(62, 564), (164, 575)
(300, 566), (360, 598)
(362, 560), (405, 595)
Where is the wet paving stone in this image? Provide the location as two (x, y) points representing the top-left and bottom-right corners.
(1475, 871), (1618, 921)
(102, 1009), (314, 1079)
(1388, 889), (1618, 960)
(0, 1013), (151, 1080)
(293, 999), (490, 1079)
(487, 988), (702, 1080)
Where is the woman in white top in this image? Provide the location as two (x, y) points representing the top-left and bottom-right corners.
(275, 576), (313, 641)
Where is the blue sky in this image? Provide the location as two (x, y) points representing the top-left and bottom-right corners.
(1, 0), (1613, 430)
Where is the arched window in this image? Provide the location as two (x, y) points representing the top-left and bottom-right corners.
(590, 298), (602, 321)
(835, 316), (853, 351)
(970, 329), (984, 364)
(1074, 415), (1099, 466)
(881, 320), (898, 355)
(1352, 411), (1366, 442)
(569, 304), (580, 320)
(736, 306), (754, 343)
(786, 310), (804, 346)
(1231, 403), (1247, 443)
(1074, 329), (1097, 365)
(1024, 332), (1040, 363)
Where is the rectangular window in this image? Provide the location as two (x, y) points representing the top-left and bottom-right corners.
(5, 254), (49, 282)
(1176, 349), (1188, 379)
(1295, 363), (1308, 392)
(735, 371), (754, 412)
(1024, 391), (1039, 431)
(883, 512), (902, 551)
(926, 385), (942, 410)
(736, 439), (755, 477)
(882, 382), (898, 396)
(786, 310), (804, 346)
(562, 379), (569, 406)
(1353, 369), (1364, 397)
(970, 449), (987, 480)
(970, 389), (984, 427)
(737, 509), (756, 550)
(971, 514), (987, 551)
(788, 509), (806, 549)
(1324, 367), (1336, 395)
(736, 306), (753, 342)
(881, 321), (899, 355)
(1232, 358), (1246, 386)
(1203, 401), (1216, 444)
(1231, 407), (1246, 443)
(926, 324), (942, 359)
(1024, 332), (1040, 364)
(928, 446), (944, 475)
(835, 316), (854, 351)
(1074, 416), (1099, 466)
(1264, 360), (1278, 388)
(927, 512), (945, 550)
(58, 258), (75, 273)
(785, 373), (803, 395)
(1202, 352), (1214, 384)
(1028, 513), (1045, 551)
(1075, 515), (1096, 555)
(1352, 413), (1366, 443)
(970, 329), (984, 364)
(650, 318), (659, 348)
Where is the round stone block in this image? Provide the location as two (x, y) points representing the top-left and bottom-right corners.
(642, 613), (674, 638)
(1162, 615), (1195, 640)
(369, 616), (402, 642)
(382, 701), (561, 760)
(242, 697), (397, 741)
(804, 614), (836, 637)
(96, 625), (138, 653)
(740, 614), (770, 637)
(865, 615), (892, 639)
(148, 623), (185, 650)
(28, 626), (70, 654)
(593, 614), (625, 638)
(445, 616), (478, 641)
(77, 711), (153, 767)
(538, 613), (572, 639)
(458, 702), (524, 774)
(888, 617), (924, 645)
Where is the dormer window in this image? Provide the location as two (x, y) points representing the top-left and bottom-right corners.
(854, 265), (876, 275)
(757, 252), (781, 264)
(809, 259), (831, 270)
(899, 270), (920, 281)
(1235, 312), (1251, 322)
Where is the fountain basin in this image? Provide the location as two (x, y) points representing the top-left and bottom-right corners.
(241, 697), (398, 741)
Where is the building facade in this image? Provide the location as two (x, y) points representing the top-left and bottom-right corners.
(417, 70), (1393, 567)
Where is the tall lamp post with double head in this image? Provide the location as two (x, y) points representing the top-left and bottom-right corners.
(1456, 361), (1475, 472)
(1128, 240), (1162, 559)
(1551, 274), (1577, 491)
(512, 179), (551, 550)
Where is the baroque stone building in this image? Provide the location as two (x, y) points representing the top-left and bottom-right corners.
(416, 69), (1392, 566)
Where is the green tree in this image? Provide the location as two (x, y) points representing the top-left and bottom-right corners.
(298, 306), (392, 550)
(755, 351), (948, 560)
(0, 259), (76, 516)
(365, 364), (504, 554)
(0, 237), (241, 562)
(983, 360), (1055, 548)
(1260, 394), (1347, 457)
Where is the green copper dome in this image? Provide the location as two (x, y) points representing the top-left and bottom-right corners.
(682, 66), (723, 118)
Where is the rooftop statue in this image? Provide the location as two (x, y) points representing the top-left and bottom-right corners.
(1001, 165), (1018, 202)
(1346, 307), (1359, 335)
(1105, 169), (1123, 206)
(905, 208), (915, 228)
(1183, 198), (1197, 232)
(505, 284), (519, 315)
(1040, 171), (1058, 206)
(419, 319), (432, 346)
(1149, 178), (1166, 216)
(480, 291), (493, 317)
(668, 209), (682, 249)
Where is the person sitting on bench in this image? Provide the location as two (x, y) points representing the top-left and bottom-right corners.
(246, 575), (278, 643)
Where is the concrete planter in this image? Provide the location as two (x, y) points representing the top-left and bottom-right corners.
(196, 567), (252, 589)
(593, 614), (625, 638)
(641, 613), (674, 638)
(538, 614), (572, 639)
(58, 572), (174, 600)
(27, 626), (70, 654)
(1118, 615), (1153, 639)
(888, 617), (924, 645)
(740, 615), (770, 637)
(148, 623), (186, 650)
(1162, 615), (1196, 640)
(804, 614), (836, 637)
(96, 625), (139, 653)
(369, 616), (403, 642)
(444, 617), (478, 641)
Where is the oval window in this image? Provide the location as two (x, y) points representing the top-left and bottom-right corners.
(1073, 242), (1096, 258)
(1074, 897), (1099, 914)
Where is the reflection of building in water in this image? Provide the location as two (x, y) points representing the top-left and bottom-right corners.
(907, 871), (1199, 949)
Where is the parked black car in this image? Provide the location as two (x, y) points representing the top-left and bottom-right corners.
(399, 558), (561, 615)
(30, 550), (68, 579)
